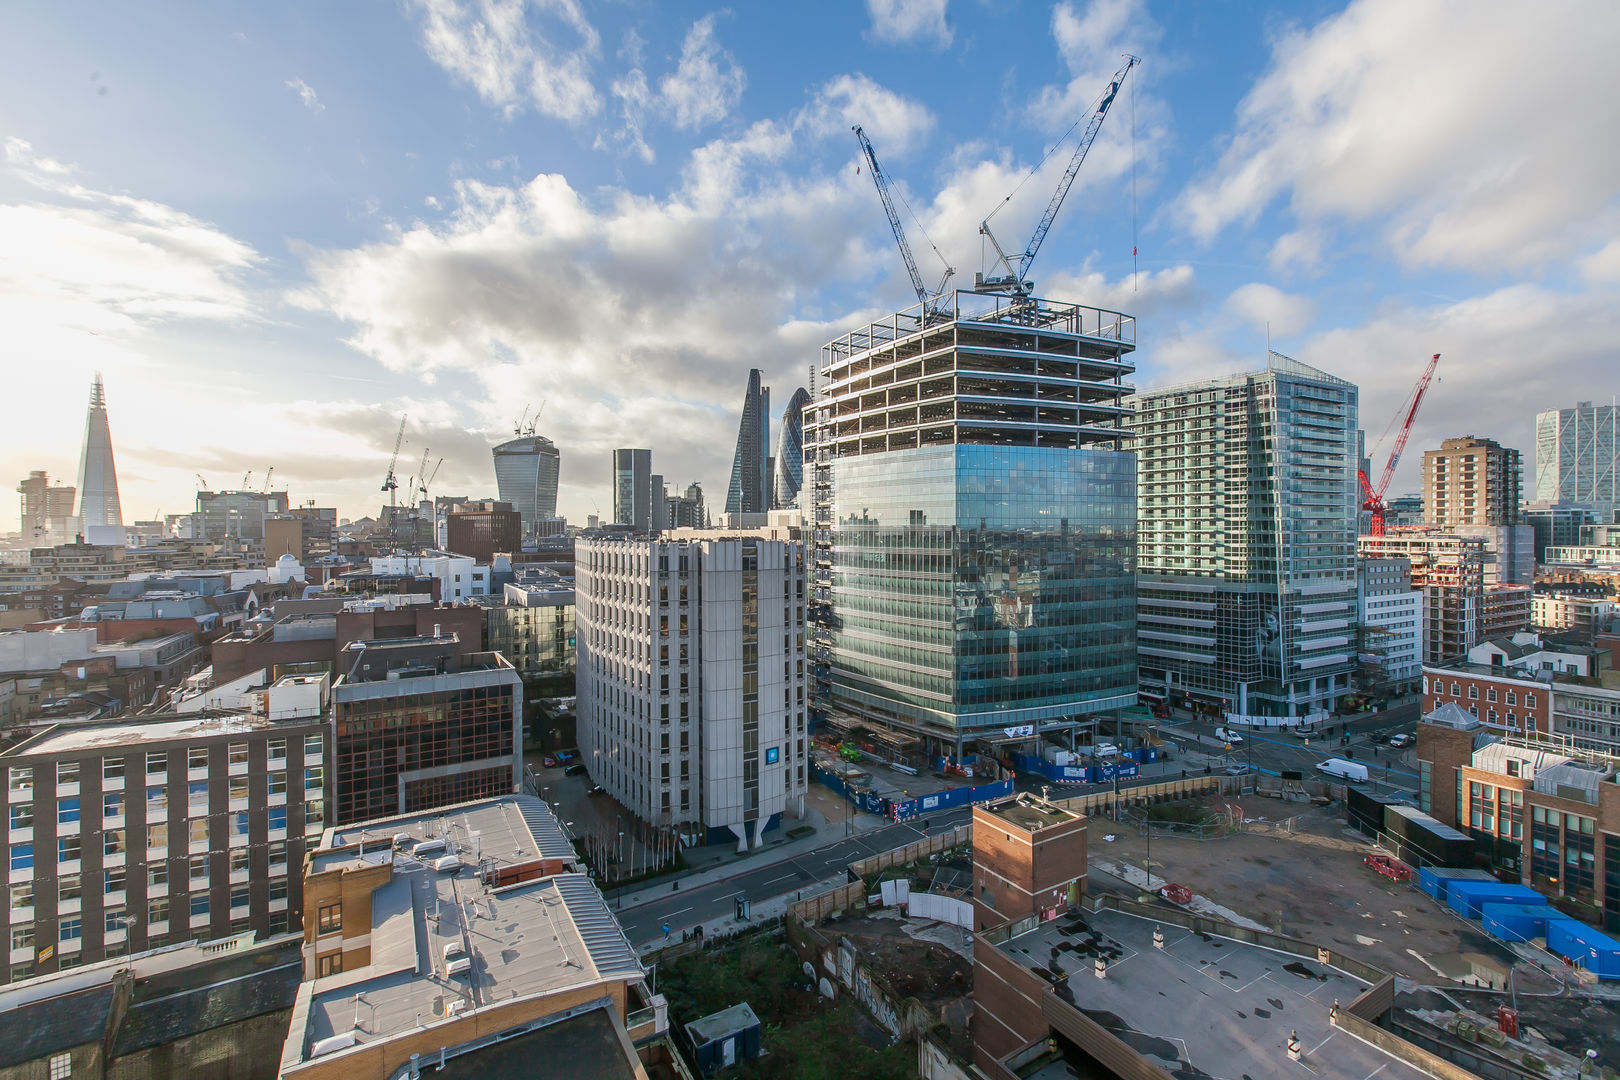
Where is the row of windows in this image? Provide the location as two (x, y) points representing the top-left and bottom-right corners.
(9, 806), (318, 871)
(7, 736), (322, 793)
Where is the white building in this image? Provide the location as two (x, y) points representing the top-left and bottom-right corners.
(369, 552), (490, 602)
(575, 534), (808, 850)
(1356, 557), (1423, 693)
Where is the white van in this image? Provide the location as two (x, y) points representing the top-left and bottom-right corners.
(1091, 743), (1120, 759)
(1316, 758), (1368, 784)
(1213, 727), (1244, 745)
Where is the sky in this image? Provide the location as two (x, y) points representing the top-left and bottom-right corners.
(2, 0), (1618, 533)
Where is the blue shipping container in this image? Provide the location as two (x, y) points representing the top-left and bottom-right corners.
(1480, 902), (1552, 943)
(1546, 920), (1620, 980)
(1417, 865), (1494, 900)
(1444, 880), (1546, 919)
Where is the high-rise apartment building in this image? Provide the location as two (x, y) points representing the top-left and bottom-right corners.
(329, 635), (522, 825)
(0, 702), (326, 984)
(575, 535), (807, 848)
(772, 387), (810, 510)
(16, 471), (77, 546)
(492, 433), (561, 536)
(808, 293), (1138, 755)
(1536, 402), (1620, 516)
(725, 369), (770, 516)
(1423, 435), (1522, 526)
(1132, 353), (1360, 719)
(76, 375), (123, 546)
(1359, 530), (1488, 665)
(612, 448), (653, 532)
(1357, 557), (1423, 694)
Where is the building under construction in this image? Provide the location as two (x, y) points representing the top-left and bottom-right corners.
(807, 291), (1138, 758)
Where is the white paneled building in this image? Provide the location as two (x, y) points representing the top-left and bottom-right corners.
(1357, 557), (1424, 693)
(575, 535), (808, 850)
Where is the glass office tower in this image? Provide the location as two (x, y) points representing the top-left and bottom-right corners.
(492, 434), (561, 535)
(808, 293), (1138, 756)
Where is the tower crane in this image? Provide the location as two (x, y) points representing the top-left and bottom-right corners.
(852, 125), (954, 307)
(381, 415), (407, 550)
(1359, 353), (1442, 536)
(514, 405), (530, 436)
(195, 474), (208, 491)
(260, 467), (274, 493)
(241, 470), (253, 490)
(975, 54), (1138, 297)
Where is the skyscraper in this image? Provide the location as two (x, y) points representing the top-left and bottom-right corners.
(725, 369), (770, 515)
(492, 433), (561, 535)
(772, 386), (810, 510)
(16, 471), (77, 545)
(1422, 435), (1522, 526)
(1535, 401), (1619, 516)
(76, 374), (123, 545)
(612, 448), (653, 531)
(808, 293), (1138, 758)
(1131, 353), (1359, 718)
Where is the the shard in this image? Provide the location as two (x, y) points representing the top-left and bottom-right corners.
(77, 374), (124, 545)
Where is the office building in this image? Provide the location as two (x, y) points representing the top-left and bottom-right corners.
(1422, 435), (1522, 526)
(329, 634), (522, 825)
(575, 534), (807, 847)
(265, 507), (336, 565)
(75, 376), (123, 546)
(724, 369), (770, 516)
(445, 500), (522, 562)
(0, 702), (326, 984)
(195, 490), (292, 543)
(1452, 523), (1536, 585)
(772, 386), (810, 510)
(367, 551), (490, 601)
(1133, 353), (1358, 719)
(1356, 557), (1423, 695)
(808, 293), (1137, 755)
(492, 433), (561, 536)
(665, 481), (706, 530)
(1359, 530), (1488, 665)
(281, 795), (681, 1080)
(1524, 502), (1595, 563)
(16, 471), (78, 547)
(1418, 706), (1620, 928)
(1536, 401), (1620, 516)
(1534, 591), (1616, 641)
(611, 448), (653, 532)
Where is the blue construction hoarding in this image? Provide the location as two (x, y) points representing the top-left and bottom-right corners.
(812, 761), (1013, 821)
(1011, 753), (1144, 785)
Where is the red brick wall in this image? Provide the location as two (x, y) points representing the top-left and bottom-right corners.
(972, 935), (1049, 1074)
(1424, 671), (1549, 732)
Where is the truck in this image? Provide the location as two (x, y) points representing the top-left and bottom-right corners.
(1213, 727), (1244, 745)
(1316, 758), (1368, 784)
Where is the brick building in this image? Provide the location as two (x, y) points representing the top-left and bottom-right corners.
(445, 501), (522, 563)
(970, 794), (1088, 930)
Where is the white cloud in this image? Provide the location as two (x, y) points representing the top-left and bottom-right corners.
(797, 74), (934, 156)
(1224, 282), (1315, 338)
(1176, 0), (1620, 270)
(285, 77), (324, 114)
(866, 0), (952, 48)
(411, 0), (600, 121)
(1579, 237), (1620, 283)
(659, 15), (745, 131)
(1268, 227), (1325, 273)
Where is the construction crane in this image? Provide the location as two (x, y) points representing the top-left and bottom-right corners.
(1359, 353), (1442, 536)
(421, 457), (442, 501)
(853, 125), (954, 307)
(975, 54), (1139, 297)
(514, 405), (531, 436)
(260, 467), (274, 493)
(381, 415), (407, 550)
(241, 470), (253, 490)
(195, 474), (208, 491)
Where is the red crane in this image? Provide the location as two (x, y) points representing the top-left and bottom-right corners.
(1359, 353), (1441, 535)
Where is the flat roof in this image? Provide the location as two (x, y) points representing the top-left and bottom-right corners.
(978, 794), (1082, 832)
(317, 794), (576, 873)
(686, 1002), (759, 1044)
(996, 909), (1429, 1080)
(291, 867), (642, 1067)
(4, 710), (282, 757)
(431, 1002), (639, 1080)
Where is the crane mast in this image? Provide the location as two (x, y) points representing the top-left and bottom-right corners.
(381, 415), (407, 552)
(976, 55), (1138, 296)
(853, 125), (953, 306)
(1359, 353), (1441, 535)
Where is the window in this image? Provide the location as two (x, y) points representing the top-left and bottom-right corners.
(1526, 693), (1537, 709)
(48, 1053), (70, 1080)
(59, 917), (82, 941)
(304, 733), (322, 760)
(147, 786), (168, 814)
(59, 874), (81, 904)
(228, 743), (249, 768)
(58, 799), (80, 826)
(317, 903), (342, 934)
(230, 812), (249, 839)
(231, 886), (250, 910)
(103, 792), (122, 819)
(229, 848), (250, 874)
(188, 747), (208, 770)
(147, 823), (168, 851)
(270, 878), (288, 903)
(146, 752), (166, 776)
(11, 882), (33, 911)
(189, 781), (208, 803)
(1468, 685), (1479, 700)
(268, 806), (288, 832)
(190, 854), (209, 880)
(105, 909), (127, 934)
(1451, 682), (1461, 697)
(1486, 687), (1498, 703)
(10, 804), (32, 831)
(268, 772), (287, 796)
(103, 830), (124, 858)
(105, 868), (125, 895)
(11, 924), (34, 951)
(1506, 690), (1517, 706)
(7, 767), (32, 794)
(58, 836), (80, 863)
(305, 800), (324, 832)
(148, 897), (170, 924)
(148, 863), (167, 889)
(189, 894), (209, 919)
(268, 738), (287, 762)
(102, 757), (124, 783)
(229, 777), (248, 803)
(316, 953), (342, 978)
(304, 766), (323, 790)
(57, 761), (80, 785)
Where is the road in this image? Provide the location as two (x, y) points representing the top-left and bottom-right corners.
(1169, 701), (1423, 795)
(615, 805), (973, 944)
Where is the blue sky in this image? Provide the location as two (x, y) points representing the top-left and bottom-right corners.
(3, 0), (1617, 530)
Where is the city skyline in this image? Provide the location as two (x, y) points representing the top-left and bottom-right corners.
(3, 1), (1618, 533)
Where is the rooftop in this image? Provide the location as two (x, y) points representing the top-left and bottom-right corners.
(3, 709), (290, 757)
(429, 1001), (640, 1080)
(685, 1002), (759, 1044)
(996, 909), (1428, 1080)
(977, 793), (1082, 832)
(316, 794), (577, 874)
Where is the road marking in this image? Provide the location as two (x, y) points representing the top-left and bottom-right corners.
(659, 906), (692, 919)
(761, 873), (796, 886)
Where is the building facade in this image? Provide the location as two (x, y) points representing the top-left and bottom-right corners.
(329, 637), (522, 825)
(1357, 557), (1423, 694)
(76, 376), (123, 547)
(446, 501), (522, 563)
(725, 369), (770, 516)
(575, 535), (807, 847)
(808, 293), (1138, 753)
(1359, 530), (1488, 665)
(491, 433), (561, 536)
(771, 386), (810, 510)
(1, 710), (322, 985)
(1422, 435), (1522, 527)
(612, 448), (653, 532)
(16, 471), (77, 547)
(195, 490), (291, 543)
(1536, 402), (1620, 517)
(1534, 591), (1616, 640)
(1133, 353), (1359, 719)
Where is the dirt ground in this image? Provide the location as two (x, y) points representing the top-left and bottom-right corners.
(824, 908), (974, 1006)
(1086, 795), (1557, 989)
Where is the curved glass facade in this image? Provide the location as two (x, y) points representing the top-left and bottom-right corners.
(493, 435), (560, 534)
(824, 444), (1136, 737)
(773, 387), (810, 510)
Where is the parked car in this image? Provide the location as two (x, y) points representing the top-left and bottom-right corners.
(541, 755), (558, 768)
(1213, 727), (1244, 745)
(1388, 733), (1415, 749)
(1292, 726), (1317, 739)
(586, 784), (607, 797)
(564, 762), (588, 777)
(1223, 762), (1252, 776)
